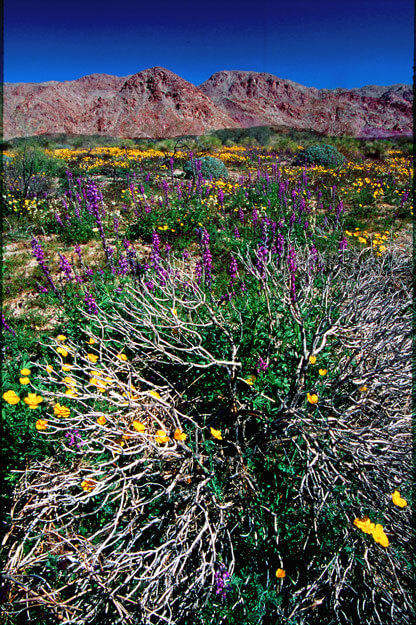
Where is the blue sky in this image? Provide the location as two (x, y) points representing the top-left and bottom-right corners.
(4, 0), (414, 88)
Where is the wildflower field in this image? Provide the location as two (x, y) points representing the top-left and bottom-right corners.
(1, 133), (413, 625)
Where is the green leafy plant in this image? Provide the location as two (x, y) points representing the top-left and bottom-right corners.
(183, 156), (228, 180)
(293, 144), (346, 168)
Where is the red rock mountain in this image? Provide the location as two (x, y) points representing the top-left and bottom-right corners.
(3, 67), (412, 140)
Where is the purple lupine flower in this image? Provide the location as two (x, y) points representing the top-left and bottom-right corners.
(229, 255), (238, 283)
(37, 284), (49, 294)
(256, 357), (268, 373)
(338, 236), (348, 263)
(1, 313), (15, 337)
(234, 226), (241, 239)
(201, 229), (212, 288)
(275, 233), (285, 259)
(55, 212), (63, 226)
(287, 245), (297, 303)
(252, 208), (258, 230)
(58, 254), (73, 281)
(195, 260), (203, 284)
(84, 266), (94, 278)
(114, 217), (120, 238)
(214, 564), (231, 601)
(255, 244), (268, 281)
(117, 254), (129, 275)
(31, 238), (62, 303)
(218, 188), (224, 208)
(182, 249), (190, 260)
(238, 207), (245, 224)
(84, 291), (99, 315)
(65, 429), (83, 448)
(144, 280), (154, 290)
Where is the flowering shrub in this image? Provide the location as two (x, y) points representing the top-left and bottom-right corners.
(183, 155), (229, 180)
(294, 143), (346, 168)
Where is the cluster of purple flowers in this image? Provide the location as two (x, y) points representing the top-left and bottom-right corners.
(84, 291), (99, 315)
(287, 245), (297, 303)
(214, 564), (231, 601)
(31, 238), (63, 303)
(65, 429), (83, 449)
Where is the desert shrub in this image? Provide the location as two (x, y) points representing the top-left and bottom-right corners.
(183, 155), (228, 180)
(4, 146), (68, 200)
(293, 143), (346, 168)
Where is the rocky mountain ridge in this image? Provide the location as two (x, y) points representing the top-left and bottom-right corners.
(3, 66), (413, 140)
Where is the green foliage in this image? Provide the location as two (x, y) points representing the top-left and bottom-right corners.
(183, 156), (228, 180)
(4, 146), (68, 200)
(293, 143), (346, 168)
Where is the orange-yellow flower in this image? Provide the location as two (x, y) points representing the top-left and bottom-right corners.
(87, 337), (96, 344)
(132, 420), (145, 432)
(61, 364), (72, 372)
(318, 369), (327, 376)
(35, 419), (48, 431)
(24, 393), (43, 409)
(57, 347), (69, 357)
(174, 428), (187, 441)
(307, 392), (318, 405)
(46, 364), (54, 373)
(210, 427), (223, 440)
(56, 335), (67, 342)
(155, 430), (169, 444)
(309, 355), (317, 365)
(245, 374), (256, 386)
(148, 390), (161, 399)
(81, 479), (97, 492)
(97, 415), (107, 425)
(359, 385), (367, 392)
(353, 516), (375, 535)
(19, 377), (31, 385)
(372, 524), (389, 547)
(20, 368), (31, 376)
(117, 353), (128, 361)
(3, 390), (20, 405)
(391, 490), (407, 508)
(275, 568), (286, 579)
(53, 403), (70, 418)
(87, 353), (98, 363)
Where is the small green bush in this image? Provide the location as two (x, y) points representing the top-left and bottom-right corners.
(293, 144), (346, 168)
(183, 156), (228, 180)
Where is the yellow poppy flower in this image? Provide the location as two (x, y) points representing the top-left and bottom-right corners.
(24, 393), (43, 409)
(307, 392), (318, 405)
(174, 428), (187, 441)
(318, 369), (327, 376)
(97, 415), (107, 425)
(57, 347), (69, 357)
(46, 364), (54, 373)
(61, 364), (72, 372)
(155, 430), (169, 444)
(309, 355), (317, 365)
(81, 479), (97, 492)
(372, 524), (389, 547)
(391, 490), (407, 508)
(210, 427), (223, 440)
(117, 353), (128, 361)
(3, 390), (20, 405)
(87, 353), (98, 363)
(87, 337), (96, 344)
(20, 368), (31, 376)
(19, 377), (31, 385)
(56, 335), (67, 341)
(53, 403), (70, 418)
(148, 390), (161, 399)
(35, 419), (48, 431)
(132, 420), (145, 432)
(353, 516), (376, 535)
(359, 385), (367, 392)
(245, 374), (256, 386)
(275, 568), (286, 579)
(65, 388), (78, 397)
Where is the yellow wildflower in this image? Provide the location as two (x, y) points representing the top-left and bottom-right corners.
(3, 390), (20, 405)
(148, 390), (161, 399)
(155, 430), (169, 444)
(97, 415), (107, 425)
(20, 368), (31, 376)
(56, 335), (67, 341)
(87, 353), (98, 363)
(132, 420), (145, 432)
(210, 427), (223, 440)
(359, 385), (367, 392)
(372, 524), (389, 547)
(61, 364), (72, 372)
(53, 403), (70, 418)
(19, 377), (31, 385)
(318, 369), (327, 376)
(245, 374), (256, 386)
(174, 428), (187, 441)
(307, 392), (318, 405)
(65, 388), (78, 397)
(309, 355), (317, 365)
(358, 237), (367, 244)
(353, 516), (376, 535)
(391, 490), (407, 508)
(81, 479), (97, 492)
(87, 337), (96, 344)
(57, 347), (69, 357)
(35, 419), (48, 431)
(24, 393), (43, 409)
(275, 568), (286, 579)
(46, 364), (54, 373)
(117, 353), (128, 361)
